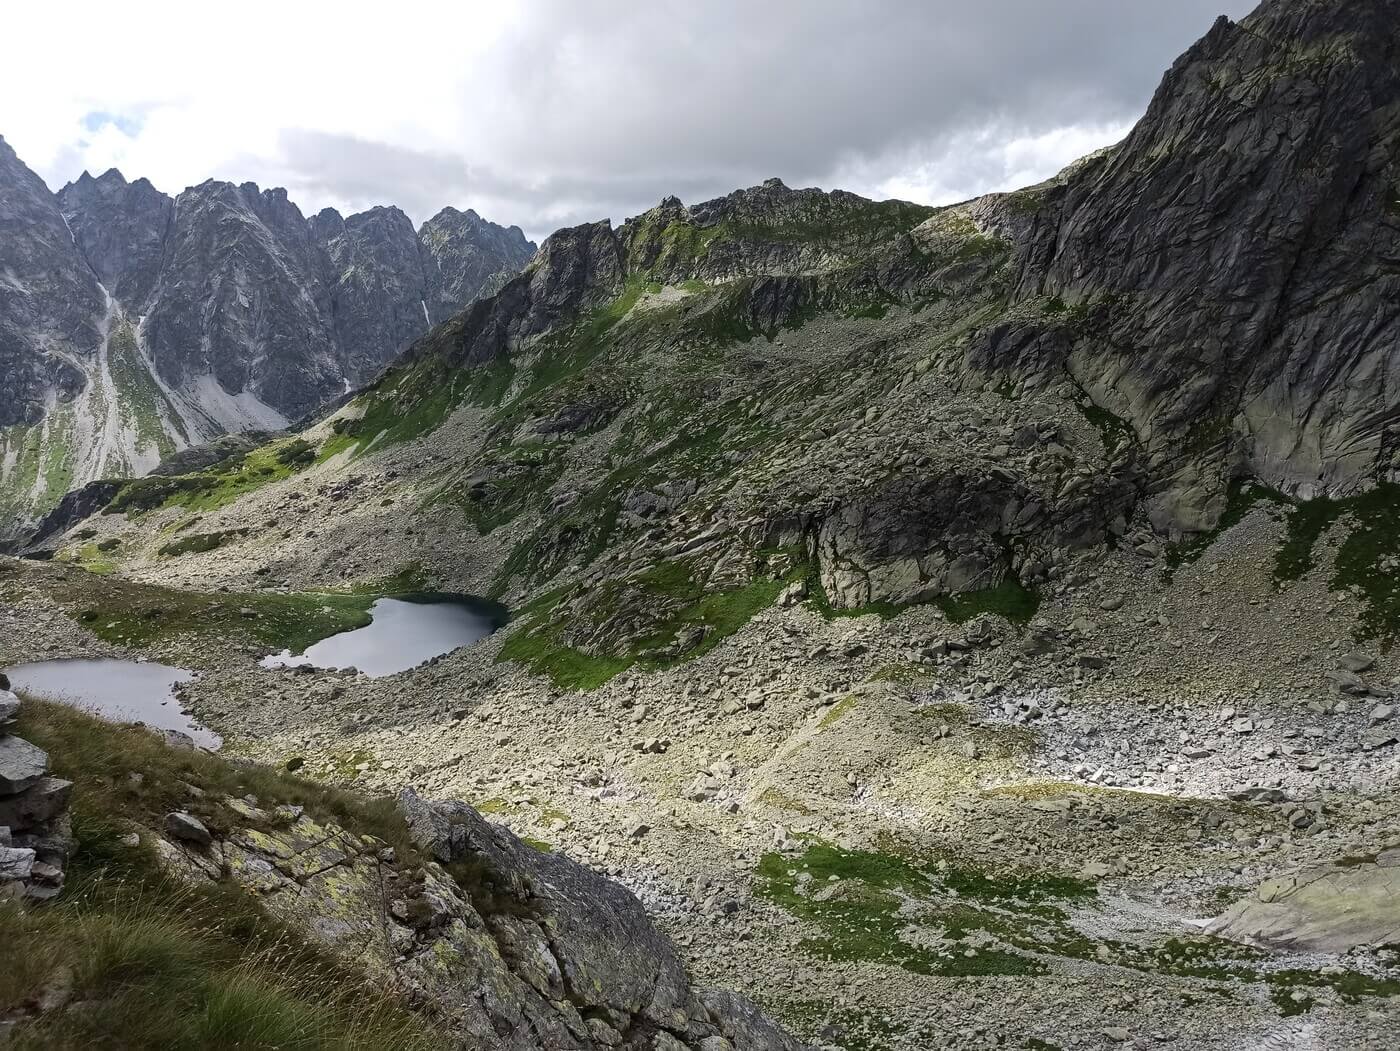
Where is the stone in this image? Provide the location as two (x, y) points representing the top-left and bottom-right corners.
(1339, 651), (1377, 673)
(0, 734), (48, 795)
(1209, 850), (1400, 953)
(0, 845), (35, 882)
(0, 778), (72, 830)
(0, 689), (18, 726)
(165, 811), (213, 846)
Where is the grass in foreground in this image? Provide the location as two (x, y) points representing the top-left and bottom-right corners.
(2, 698), (439, 1050)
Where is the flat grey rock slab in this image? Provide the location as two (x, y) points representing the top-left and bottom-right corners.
(1208, 848), (1400, 953)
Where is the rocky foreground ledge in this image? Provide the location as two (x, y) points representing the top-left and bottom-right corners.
(0, 694), (804, 1051)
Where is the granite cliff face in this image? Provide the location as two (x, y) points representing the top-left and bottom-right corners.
(970, 0), (1400, 528)
(0, 143), (533, 534)
(0, 136), (104, 431)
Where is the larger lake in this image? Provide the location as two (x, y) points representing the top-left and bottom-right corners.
(4, 658), (220, 749)
(260, 594), (506, 678)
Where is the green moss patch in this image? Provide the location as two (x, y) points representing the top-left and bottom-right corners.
(106, 438), (319, 516)
(158, 528), (251, 558)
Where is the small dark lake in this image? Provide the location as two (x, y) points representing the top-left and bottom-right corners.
(3, 658), (220, 749)
(259, 594), (506, 678)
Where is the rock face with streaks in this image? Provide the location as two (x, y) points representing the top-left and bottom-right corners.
(968, 0), (1400, 529)
(0, 136), (104, 431)
(1209, 849), (1400, 953)
(0, 138), (533, 534)
(151, 779), (804, 1050)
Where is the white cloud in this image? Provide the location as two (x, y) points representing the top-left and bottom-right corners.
(0, 0), (1257, 242)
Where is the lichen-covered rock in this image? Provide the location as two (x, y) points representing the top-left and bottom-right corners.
(154, 789), (804, 1051)
(1208, 848), (1400, 953)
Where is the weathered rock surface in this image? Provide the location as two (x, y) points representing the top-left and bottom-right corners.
(971, 0), (1400, 528)
(1209, 849), (1400, 953)
(156, 783), (803, 1050)
(0, 135), (105, 432)
(0, 694), (74, 901)
(0, 734), (47, 794)
(0, 139), (534, 533)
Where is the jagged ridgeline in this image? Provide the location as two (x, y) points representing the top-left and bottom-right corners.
(33, 0), (1400, 673)
(0, 142), (535, 534)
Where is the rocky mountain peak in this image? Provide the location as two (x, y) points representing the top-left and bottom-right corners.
(0, 137), (105, 433)
(971, 0), (1400, 527)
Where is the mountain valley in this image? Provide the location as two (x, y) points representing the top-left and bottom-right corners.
(3, 1), (1400, 1049)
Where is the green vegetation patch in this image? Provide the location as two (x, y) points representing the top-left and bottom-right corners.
(752, 841), (1396, 1008)
(1076, 397), (1137, 455)
(934, 577), (1041, 624)
(756, 844), (1049, 977)
(158, 528), (252, 558)
(1168, 478), (1400, 644)
(804, 561), (1039, 626)
(47, 572), (411, 653)
(106, 438), (319, 516)
(497, 556), (794, 690)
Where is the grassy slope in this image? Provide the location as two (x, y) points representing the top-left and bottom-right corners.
(40, 565), (429, 653)
(2, 699), (439, 1050)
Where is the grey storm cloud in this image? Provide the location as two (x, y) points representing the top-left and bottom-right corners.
(269, 0), (1260, 241)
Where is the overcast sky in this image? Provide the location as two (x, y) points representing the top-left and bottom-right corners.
(1, 1), (1256, 244)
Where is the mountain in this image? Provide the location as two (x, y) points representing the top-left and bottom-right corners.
(972, 0), (1400, 528)
(0, 148), (534, 534)
(13, 1), (1400, 1048)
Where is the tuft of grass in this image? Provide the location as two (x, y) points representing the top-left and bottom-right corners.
(934, 577), (1041, 624)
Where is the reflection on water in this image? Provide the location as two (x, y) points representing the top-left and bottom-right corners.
(260, 595), (504, 678)
(4, 658), (220, 749)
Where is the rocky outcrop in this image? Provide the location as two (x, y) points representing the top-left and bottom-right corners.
(969, 0), (1400, 528)
(141, 180), (343, 419)
(153, 777), (803, 1050)
(420, 206), (536, 317)
(1208, 849), (1400, 953)
(60, 177), (537, 420)
(0, 690), (74, 902)
(620, 179), (935, 285)
(409, 182), (931, 374)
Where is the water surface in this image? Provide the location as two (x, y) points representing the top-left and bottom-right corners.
(260, 594), (505, 678)
(4, 658), (220, 749)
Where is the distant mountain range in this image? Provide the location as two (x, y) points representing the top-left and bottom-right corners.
(0, 137), (534, 531)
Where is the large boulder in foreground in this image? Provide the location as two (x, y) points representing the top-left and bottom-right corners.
(159, 781), (804, 1050)
(398, 788), (805, 1051)
(1208, 849), (1400, 953)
